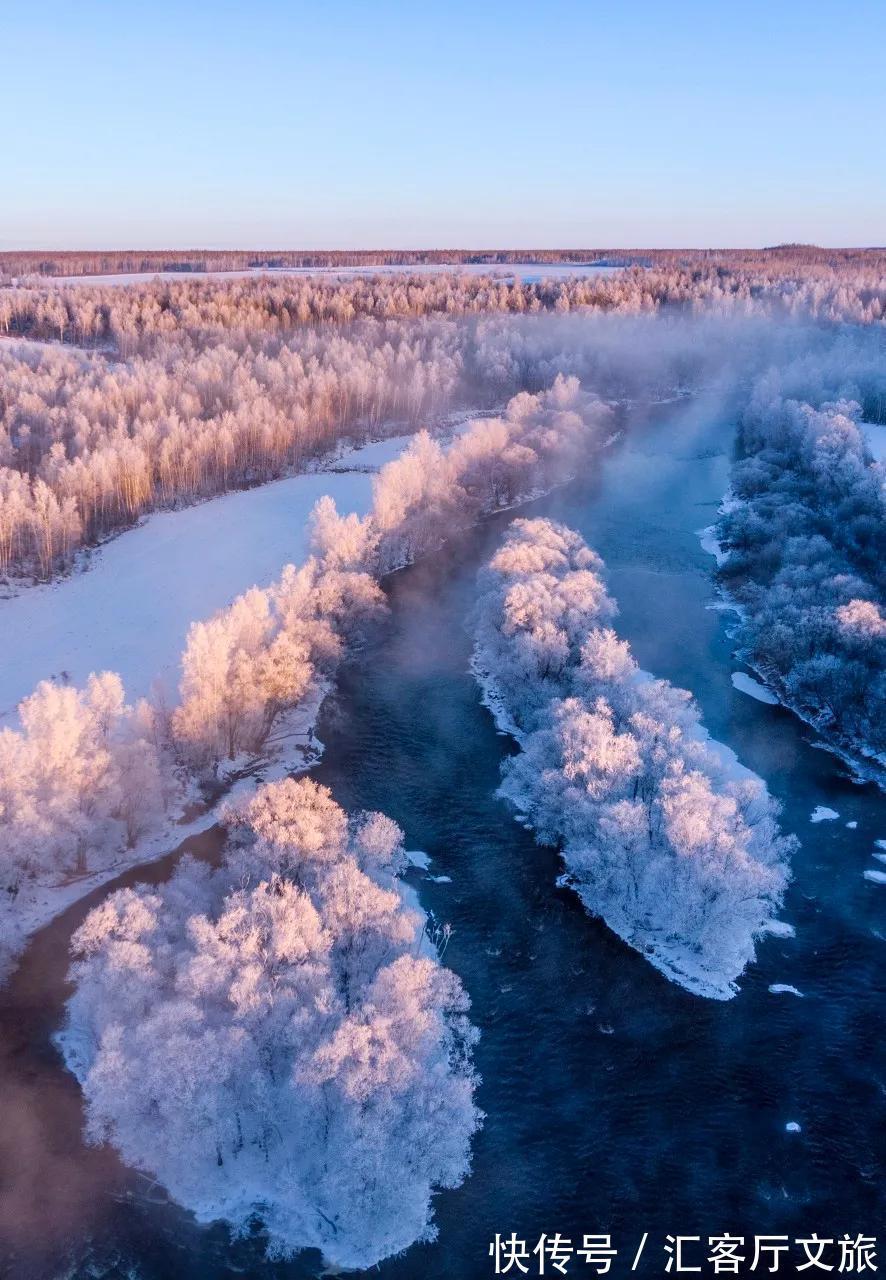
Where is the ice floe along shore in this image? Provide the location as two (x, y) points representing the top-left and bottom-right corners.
(731, 671), (779, 704)
(471, 517), (796, 1002)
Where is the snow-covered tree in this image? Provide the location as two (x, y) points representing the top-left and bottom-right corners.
(718, 342), (886, 772)
(0, 673), (169, 894)
(172, 561), (385, 771)
(474, 518), (795, 998)
(59, 780), (480, 1268)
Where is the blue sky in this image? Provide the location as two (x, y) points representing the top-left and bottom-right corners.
(3, 0), (884, 249)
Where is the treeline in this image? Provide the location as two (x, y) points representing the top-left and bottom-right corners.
(3, 263), (886, 585)
(2, 272), (613, 350)
(718, 332), (886, 778)
(59, 777), (481, 1268)
(0, 381), (609, 970)
(4, 263), (886, 354)
(0, 319), (466, 579)
(2, 245), (883, 279)
(0, 296), (740, 584)
(473, 518), (795, 998)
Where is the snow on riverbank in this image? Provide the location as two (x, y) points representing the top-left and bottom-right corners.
(0, 433), (414, 720)
(0, 431), (422, 976)
(697, 525), (728, 566)
(696, 490), (739, 569)
(700, 490), (886, 791)
(0, 807), (213, 980)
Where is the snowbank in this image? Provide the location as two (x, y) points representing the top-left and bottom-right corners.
(0, 434), (410, 719)
(697, 525), (728, 566)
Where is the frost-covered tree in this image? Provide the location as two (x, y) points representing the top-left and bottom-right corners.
(0, 673), (169, 894)
(59, 780), (480, 1268)
(473, 517), (617, 729)
(0, 372), (609, 976)
(312, 374), (611, 577)
(474, 518), (795, 997)
(174, 379), (609, 772)
(172, 561), (385, 770)
(718, 338), (886, 774)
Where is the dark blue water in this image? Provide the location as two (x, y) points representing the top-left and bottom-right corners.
(0, 396), (882, 1279)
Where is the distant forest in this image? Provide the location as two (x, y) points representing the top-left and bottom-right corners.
(2, 244), (884, 279)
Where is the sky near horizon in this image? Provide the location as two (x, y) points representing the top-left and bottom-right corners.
(3, 0), (885, 250)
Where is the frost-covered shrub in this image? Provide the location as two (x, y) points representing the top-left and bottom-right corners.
(59, 779), (481, 1269)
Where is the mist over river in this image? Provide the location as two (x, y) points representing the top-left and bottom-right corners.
(0, 395), (882, 1279)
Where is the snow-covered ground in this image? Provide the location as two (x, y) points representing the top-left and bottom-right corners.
(861, 421), (886, 461)
(32, 263), (624, 288)
(0, 434), (411, 719)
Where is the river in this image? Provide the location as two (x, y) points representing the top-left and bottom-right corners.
(0, 395), (882, 1279)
